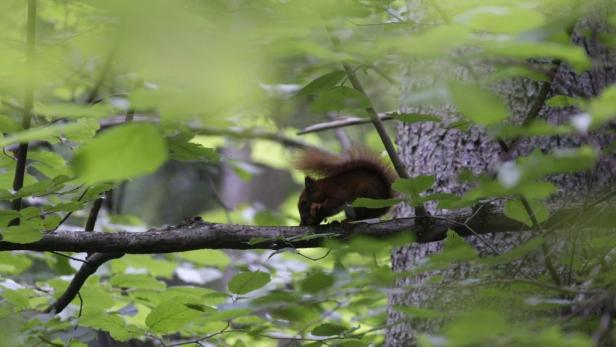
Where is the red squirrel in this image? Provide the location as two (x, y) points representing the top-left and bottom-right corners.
(295, 148), (397, 226)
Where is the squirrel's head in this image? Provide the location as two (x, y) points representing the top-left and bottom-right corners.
(298, 176), (325, 226)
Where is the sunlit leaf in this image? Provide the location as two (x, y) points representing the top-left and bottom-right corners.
(72, 123), (168, 184)
(448, 81), (508, 125)
(504, 198), (550, 227)
(311, 323), (348, 336)
(228, 271), (270, 294)
(297, 71), (346, 96)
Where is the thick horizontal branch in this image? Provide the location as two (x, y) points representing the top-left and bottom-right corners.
(0, 203), (591, 253)
(0, 204), (607, 254)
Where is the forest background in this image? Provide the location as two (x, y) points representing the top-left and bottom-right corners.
(0, 1), (615, 346)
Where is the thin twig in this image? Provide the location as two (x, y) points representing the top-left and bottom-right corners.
(325, 26), (428, 218)
(167, 322), (231, 347)
(297, 113), (395, 135)
(50, 251), (88, 264)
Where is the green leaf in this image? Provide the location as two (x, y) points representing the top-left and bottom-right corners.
(444, 310), (507, 346)
(109, 274), (166, 290)
(466, 7), (545, 34)
(484, 42), (590, 72)
(228, 271), (270, 295)
(311, 323), (347, 336)
(79, 310), (142, 341)
(588, 85), (616, 124)
(448, 81), (509, 125)
(0, 210), (19, 227)
(392, 176), (435, 196)
(0, 120), (99, 147)
(72, 123), (168, 184)
(1, 225), (43, 243)
(490, 121), (572, 139)
(311, 86), (370, 113)
(351, 197), (401, 208)
(145, 299), (203, 333)
(504, 199), (549, 227)
(0, 115), (21, 133)
(36, 103), (113, 119)
(0, 252), (32, 274)
(297, 71), (346, 96)
(300, 271), (335, 293)
(546, 95), (580, 107)
(178, 250), (230, 268)
(421, 230), (477, 269)
(391, 113), (440, 124)
(167, 133), (219, 162)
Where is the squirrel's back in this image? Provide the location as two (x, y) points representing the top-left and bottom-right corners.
(294, 148), (397, 185)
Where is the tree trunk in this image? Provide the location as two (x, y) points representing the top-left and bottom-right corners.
(386, 4), (616, 345)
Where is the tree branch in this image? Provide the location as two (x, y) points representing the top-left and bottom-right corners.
(44, 252), (124, 314)
(0, 205), (606, 254)
(296, 113), (395, 135)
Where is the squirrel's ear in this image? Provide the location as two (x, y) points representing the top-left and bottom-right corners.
(304, 176), (315, 192)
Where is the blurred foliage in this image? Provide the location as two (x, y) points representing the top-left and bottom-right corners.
(0, 0), (614, 346)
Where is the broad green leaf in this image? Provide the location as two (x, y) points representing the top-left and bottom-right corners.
(78, 285), (116, 310)
(0, 120), (96, 147)
(79, 310), (142, 341)
(111, 255), (177, 278)
(546, 95), (580, 107)
(300, 271), (334, 293)
(444, 310), (507, 346)
(311, 323), (348, 336)
(0, 115), (20, 133)
(297, 71), (346, 96)
(204, 308), (252, 322)
(504, 199), (549, 227)
(1, 225), (43, 243)
(72, 123), (168, 184)
(588, 85), (616, 124)
(63, 118), (100, 143)
(392, 176), (435, 196)
(145, 298), (203, 333)
(0, 210), (19, 227)
(351, 197), (401, 208)
(490, 121), (572, 139)
(178, 250), (231, 268)
(109, 274), (166, 290)
(484, 42), (591, 72)
(448, 81), (508, 125)
(421, 230), (477, 269)
(167, 133), (219, 162)
(310, 86), (370, 113)
(36, 103), (112, 119)
(466, 7), (545, 34)
(0, 252), (32, 274)
(518, 147), (597, 180)
(336, 340), (366, 347)
(228, 271), (270, 295)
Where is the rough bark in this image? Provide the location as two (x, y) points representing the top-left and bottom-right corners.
(386, 3), (616, 345)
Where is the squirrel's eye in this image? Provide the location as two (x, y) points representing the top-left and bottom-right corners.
(300, 200), (308, 206)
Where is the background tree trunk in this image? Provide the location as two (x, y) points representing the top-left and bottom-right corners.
(386, 3), (616, 345)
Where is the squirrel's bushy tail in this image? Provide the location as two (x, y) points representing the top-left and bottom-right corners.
(294, 148), (397, 184)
